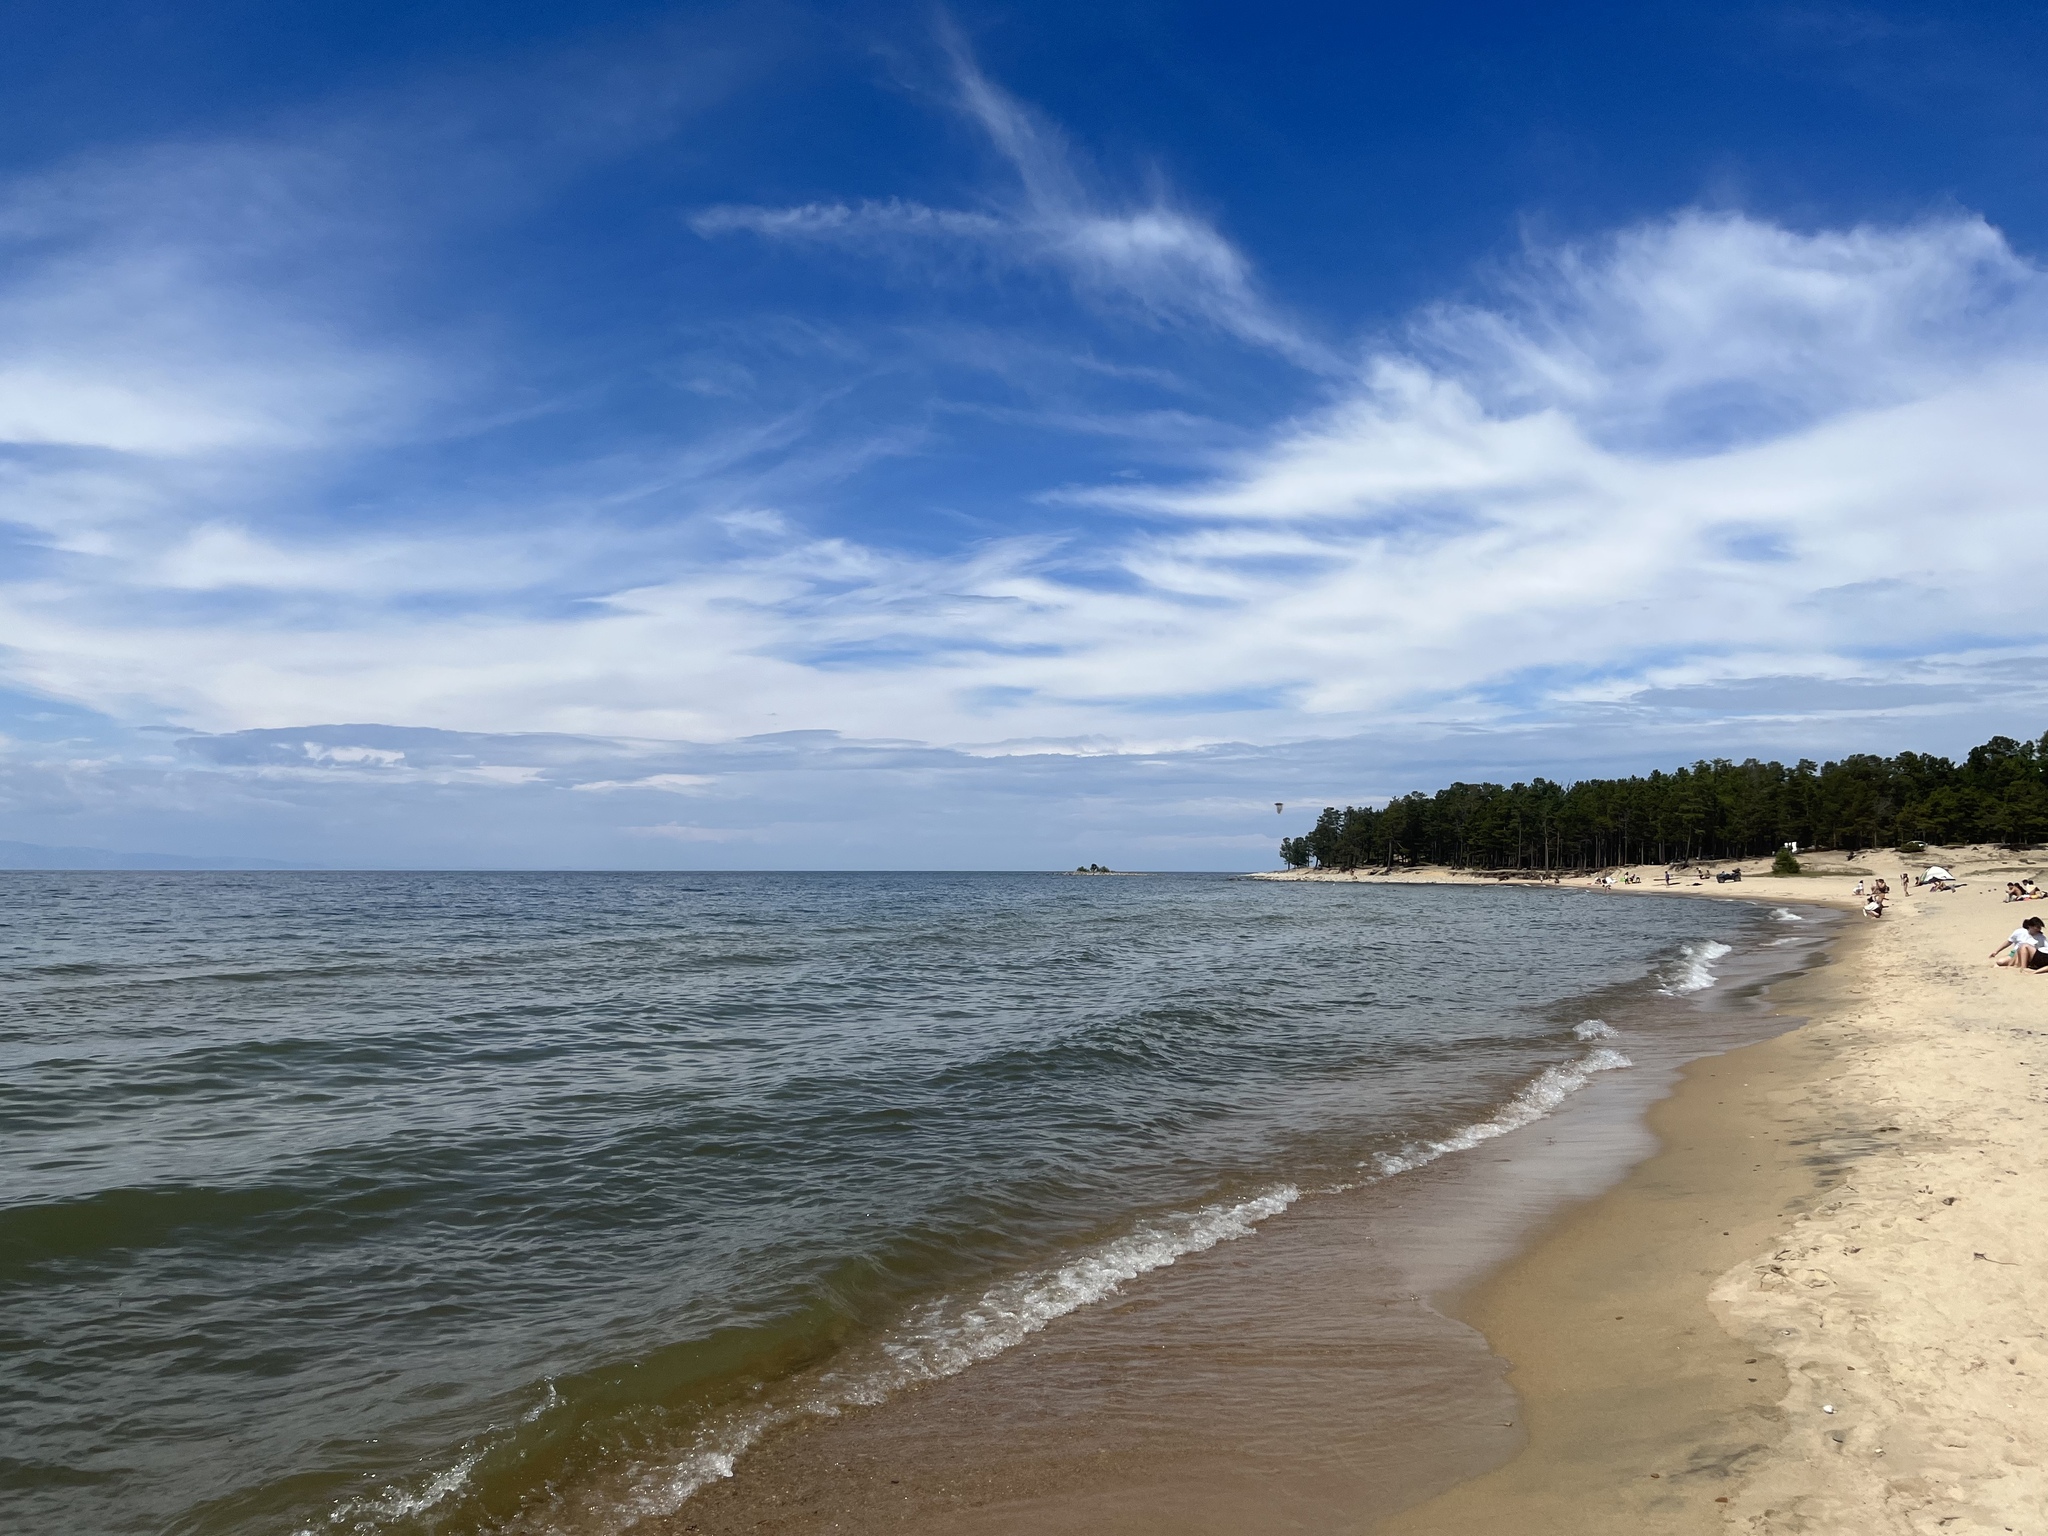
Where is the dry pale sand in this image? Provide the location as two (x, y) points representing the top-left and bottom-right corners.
(1269, 848), (2048, 1533)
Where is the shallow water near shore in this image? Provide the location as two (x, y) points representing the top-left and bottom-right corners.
(0, 872), (1829, 1535)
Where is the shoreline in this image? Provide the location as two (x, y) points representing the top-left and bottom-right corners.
(1356, 845), (2048, 1530)
(652, 879), (1834, 1533)
(625, 849), (2048, 1532)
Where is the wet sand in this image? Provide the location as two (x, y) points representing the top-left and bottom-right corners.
(651, 890), (1832, 1534)
(644, 849), (2048, 1533)
(1380, 973), (1846, 1531)
(666, 1169), (1527, 1536)
(1336, 845), (2048, 1531)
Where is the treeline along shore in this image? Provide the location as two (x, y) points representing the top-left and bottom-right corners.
(1282, 730), (2048, 872)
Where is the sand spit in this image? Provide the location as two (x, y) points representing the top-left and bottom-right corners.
(1332, 847), (2048, 1533)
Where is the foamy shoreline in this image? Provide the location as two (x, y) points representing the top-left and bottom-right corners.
(635, 875), (1800, 1535)
(1329, 846), (2048, 1531)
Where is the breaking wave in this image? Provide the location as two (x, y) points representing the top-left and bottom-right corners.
(1370, 1047), (1633, 1178)
(1657, 939), (1732, 994)
(310, 1187), (1300, 1534)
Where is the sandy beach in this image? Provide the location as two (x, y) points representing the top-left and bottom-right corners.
(1263, 847), (2048, 1532)
(614, 853), (2048, 1535)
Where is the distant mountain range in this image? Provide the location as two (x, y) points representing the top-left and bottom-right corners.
(0, 840), (307, 871)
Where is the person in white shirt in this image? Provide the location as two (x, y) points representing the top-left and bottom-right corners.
(1990, 916), (2048, 970)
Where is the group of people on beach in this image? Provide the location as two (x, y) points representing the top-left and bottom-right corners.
(1853, 877), (1891, 918)
(2003, 879), (2044, 902)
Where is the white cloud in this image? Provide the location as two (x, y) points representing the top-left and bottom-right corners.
(304, 744), (405, 767)
(692, 199), (1007, 244)
(5, 35), (2047, 867)
(0, 148), (424, 457)
(0, 80), (2041, 765)
(1412, 211), (2046, 442)
(149, 523), (558, 596)
(692, 39), (1324, 365)
(572, 773), (716, 794)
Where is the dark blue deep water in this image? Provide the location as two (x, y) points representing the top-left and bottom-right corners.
(0, 872), (1774, 1535)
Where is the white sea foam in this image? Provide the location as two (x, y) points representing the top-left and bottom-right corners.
(598, 1185), (1303, 1526)
(876, 1185), (1298, 1385)
(520, 1378), (560, 1423)
(1658, 939), (1733, 995)
(1573, 1018), (1617, 1040)
(1371, 1047), (1633, 1178)
(1771, 907), (1805, 922)
(299, 1450), (482, 1533)
(302, 1184), (1303, 1534)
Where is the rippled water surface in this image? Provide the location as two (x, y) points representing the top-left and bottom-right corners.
(0, 872), (1772, 1535)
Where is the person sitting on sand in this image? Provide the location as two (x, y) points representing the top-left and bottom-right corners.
(1991, 915), (2048, 970)
(2008, 882), (2026, 903)
(1864, 894), (1884, 919)
(2026, 879), (2044, 899)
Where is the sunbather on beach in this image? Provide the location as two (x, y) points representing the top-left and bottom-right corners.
(1991, 916), (2048, 970)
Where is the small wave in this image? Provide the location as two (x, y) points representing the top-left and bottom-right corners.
(1371, 1047), (1633, 1178)
(321, 1188), (1301, 1533)
(519, 1379), (560, 1424)
(0, 1183), (307, 1272)
(1770, 908), (1804, 922)
(1657, 939), (1733, 995)
(600, 1184), (1298, 1523)
(628, 1185), (1298, 1516)
(1573, 1019), (1616, 1040)
(882, 1186), (1296, 1380)
(300, 1451), (481, 1532)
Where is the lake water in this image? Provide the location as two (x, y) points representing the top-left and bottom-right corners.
(0, 872), (1798, 1535)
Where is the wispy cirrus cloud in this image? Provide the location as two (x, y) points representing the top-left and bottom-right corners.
(692, 32), (1327, 367)
(1413, 211), (2047, 447)
(1048, 214), (2048, 731)
(3, 12), (2046, 872)
(0, 148), (420, 459)
(0, 13), (757, 531)
(7, 164), (2045, 759)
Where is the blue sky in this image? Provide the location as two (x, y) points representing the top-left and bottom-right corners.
(5, 1), (2048, 867)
